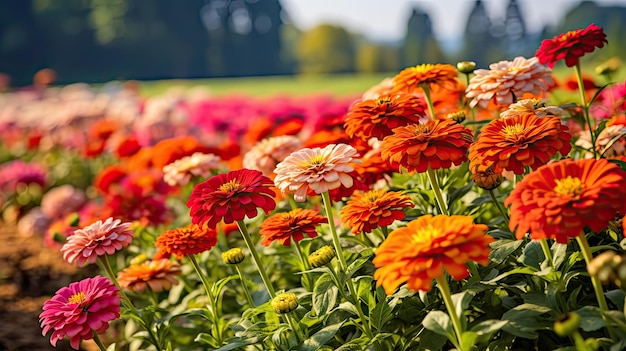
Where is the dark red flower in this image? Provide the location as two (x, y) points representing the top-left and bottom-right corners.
(536, 23), (607, 68)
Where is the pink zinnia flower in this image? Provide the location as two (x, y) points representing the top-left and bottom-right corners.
(40, 275), (120, 350)
(162, 152), (222, 186)
(274, 143), (360, 202)
(61, 217), (134, 266)
(242, 135), (302, 178)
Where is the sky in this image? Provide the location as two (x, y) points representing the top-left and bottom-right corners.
(280, 0), (626, 42)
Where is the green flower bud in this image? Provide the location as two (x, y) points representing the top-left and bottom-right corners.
(456, 61), (477, 74)
(271, 293), (299, 314)
(554, 312), (581, 337)
(66, 213), (80, 227)
(222, 248), (245, 265)
(308, 246), (336, 268)
(130, 254), (148, 265)
(447, 111), (466, 124)
(585, 337), (600, 351)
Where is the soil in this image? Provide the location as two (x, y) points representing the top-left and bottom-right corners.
(0, 223), (96, 351)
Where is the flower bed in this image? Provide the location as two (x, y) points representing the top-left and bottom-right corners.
(1, 23), (626, 351)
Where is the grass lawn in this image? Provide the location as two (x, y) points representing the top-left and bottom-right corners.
(137, 73), (392, 97)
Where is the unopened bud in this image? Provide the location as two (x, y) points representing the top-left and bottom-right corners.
(308, 246), (336, 268)
(457, 61), (477, 74)
(471, 164), (503, 190)
(271, 292), (299, 314)
(67, 213), (80, 227)
(222, 248), (245, 265)
(130, 254), (148, 265)
(554, 312), (581, 337)
(447, 111), (466, 124)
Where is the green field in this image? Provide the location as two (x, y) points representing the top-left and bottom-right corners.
(138, 73), (392, 97)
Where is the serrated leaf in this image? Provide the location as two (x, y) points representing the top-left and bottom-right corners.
(313, 272), (339, 316)
(422, 310), (454, 340)
(299, 321), (345, 351)
(370, 294), (394, 330)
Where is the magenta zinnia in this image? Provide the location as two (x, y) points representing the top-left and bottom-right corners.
(187, 168), (276, 229)
(40, 275), (120, 350)
(61, 217), (134, 266)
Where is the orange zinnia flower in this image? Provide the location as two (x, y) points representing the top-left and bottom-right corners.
(344, 94), (427, 141)
(187, 169), (276, 229)
(536, 23), (607, 68)
(259, 208), (328, 246)
(380, 119), (473, 173)
(392, 63), (458, 94)
(274, 144), (359, 202)
(339, 190), (414, 234)
(505, 158), (626, 244)
(117, 259), (182, 293)
(465, 56), (554, 108)
(469, 114), (572, 175)
(373, 214), (492, 294)
(155, 223), (218, 258)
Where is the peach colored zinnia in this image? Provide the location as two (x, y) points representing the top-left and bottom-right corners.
(259, 208), (328, 246)
(242, 135), (302, 177)
(465, 56), (554, 108)
(373, 215), (492, 294)
(187, 168), (276, 229)
(380, 118), (473, 174)
(61, 217), (134, 266)
(117, 259), (182, 293)
(505, 158), (626, 244)
(155, 223), (218, 259)
(40, 275), (120, 350)
(499, 98), (565, 119)
(469, 113), (572, 175)
(162, 152), (221, 186)
(340, 190), (414, 234)
(274, 143), (360, 202)
(392, 63), (459, 94)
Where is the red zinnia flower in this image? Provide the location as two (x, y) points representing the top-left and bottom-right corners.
(259, 208), (328, 246)
(344, 94), (427, 141)
(40, 275), (120, 350)
(505, 158), (626, 243)
(340, 190), (414, 234)
(155, 223), (218, 258)
(536, 23), (608, 68)
(380, 118), (473, 173)
(187, 169), (276, 229)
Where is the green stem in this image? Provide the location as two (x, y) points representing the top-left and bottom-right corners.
(422, 84), (437, 120)
(292, 238), (313, 291)
(435, 276), (465, 351)
(92, 331), (108, 351)
(236, 220), (276, 299)
(285, 312), (305, 342)
(426, 167), (449, 215)
(574, 63), (599, 160)
(187, 254), (223, 345)
(572, 331), (593, 351)
(487, 189), (509, 227)
(464, 74), (476, 122)
(235, 265), (256, 309)
(539, 238), (554, 268)
(576, 233), (617, 340)
(321, 191), (348, 271)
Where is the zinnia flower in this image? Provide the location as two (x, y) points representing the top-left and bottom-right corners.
(344, 94), (427, 141)
(392, 63), (458, 94)
(465, 56), (554, 108)
(163, 152), (221, 186)
(469, 113), (572, 175)
(242, 135), (302, 177)
(259, 208), (328, 246)
(40, 275), (120, 350)
(274, 143), (359, 202)
(575, 124), (626, 159)
(117, 259), (181, 293)
(380, 118), (473, 174)
(505, 158), (626, 243)
(61, 217), (134, 266)
(373, 214), (492, 294)
(500, 98), (565, 119)
(155, 223), (218, 258)
(340, 190), (414, 234)
(187, 169), (276, 229)
(536, 23), (608, 68)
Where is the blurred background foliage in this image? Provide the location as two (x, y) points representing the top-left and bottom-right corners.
(2, 0), (626, 86)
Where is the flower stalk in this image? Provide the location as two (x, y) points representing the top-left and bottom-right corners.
(435, 276), (466, 351)
(187, 254), (223, 345)
(574, 63), (599, 160)
(236, 220), (276, 299)
(426, 167), (449, 216)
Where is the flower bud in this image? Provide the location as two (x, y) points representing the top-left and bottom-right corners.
(554, 312), (581, 337)
(271, 292), (299, 314)
(308, 246), (336, 268)
(595, 57), (620, 76)
(471, 165), (503, 190)
(222, 248), (245, 265)
(66, 213), (80, 227)
(457, 61), (477, 74)
(130, 254), (148, 265)
(447, 111), (466, 124)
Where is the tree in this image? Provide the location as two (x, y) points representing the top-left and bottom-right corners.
(295, 24), (355, 74)
(356, 43), (399, 73)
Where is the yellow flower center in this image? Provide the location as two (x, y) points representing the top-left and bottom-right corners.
(219, 179), (241, 192)
(308, 154), (325, 166)
(553, 176), (584, 197)
(413, 225), (441, 242)
(67, 291), (86, 305)
(364, 191), (381, 203)
(376, 97), (392, 106)
(413, 123), (431, 135)
(557, 30), (578, 42)
(502, 124), (526, 139)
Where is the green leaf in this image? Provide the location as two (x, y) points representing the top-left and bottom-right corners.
(346, 255), (373, 279)
(518, 240), (543, 269)
(312, 272), (339, 316)
(460, 331), (478, 351)
(551, 242), (568, 270)
(489, 239), (523, 265)
(195, 332), (219, 347)
(470, 319), (508, 343)
(298, 321), (345, 351)
(422, 310), (455, 340)
(452, 291), (474, 325)
(335, 339), (367, 351)
(370, 293), (394, 331)
(501, 304), (552, 339)
(574, 306), (605, 332)
(416, 328), (448, 351)
(483, 266), (537, 284)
